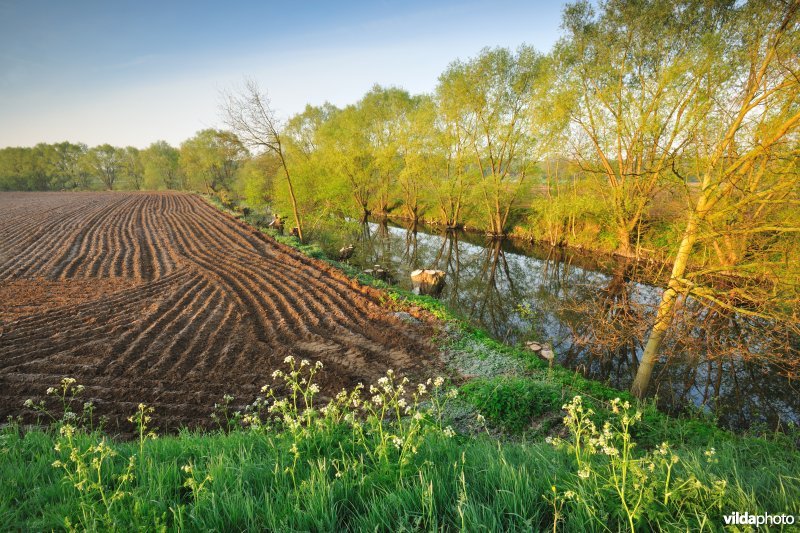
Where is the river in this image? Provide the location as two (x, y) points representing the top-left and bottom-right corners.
(313, 218), (799, 432)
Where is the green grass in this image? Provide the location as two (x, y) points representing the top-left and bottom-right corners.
(461, 377), (562, 434)
(3, 387), (799, 532)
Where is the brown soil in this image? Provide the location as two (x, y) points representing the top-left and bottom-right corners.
(0, 192), (439, 434)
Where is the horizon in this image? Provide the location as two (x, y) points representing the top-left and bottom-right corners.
(0, 0), (568, 149)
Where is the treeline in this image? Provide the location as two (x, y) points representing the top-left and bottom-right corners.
(0, 132), (266, 196)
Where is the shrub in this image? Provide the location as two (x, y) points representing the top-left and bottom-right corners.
(461, 377), (561, 433)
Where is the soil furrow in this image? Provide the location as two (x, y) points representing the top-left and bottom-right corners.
(0, 191), (438, 431)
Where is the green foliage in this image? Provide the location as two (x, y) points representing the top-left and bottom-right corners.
(461, 377), (562, 433)
(180, 129), (247, 194)
(521, 185), (615, 249)
(236, 152), (280, 208)
(0, 143), (93, 191)
(437, 46), (544, 235)
(141, 141), (182, 190)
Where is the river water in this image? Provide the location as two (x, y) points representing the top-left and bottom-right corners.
(316, 218), (799, 432)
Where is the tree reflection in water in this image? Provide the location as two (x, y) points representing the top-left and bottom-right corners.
(328, 219), (799, 431)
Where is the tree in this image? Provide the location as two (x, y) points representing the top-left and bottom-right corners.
(121, 146), (144, 190)
(281, 103), (350, 223)
(142, 141), (182, 190)
(87, 144), (122, 190)
(556, 0), (733, 256)
(358, 86), (417, 216)
(180, 129), (247, 193)
(397, 95), (437, 223)
(437, 46), (542, 236)
(630, 0), (800, 397)
(236, 152), (281, 207)
(52, 142), (89, 190)
(222, 79), (305, 242)
(316, 103), (377, 221)
(426, 95), (473, 229)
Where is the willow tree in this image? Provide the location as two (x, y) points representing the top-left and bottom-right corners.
(142, 141), (182, 190)
(222, 80), (304, 242)
(121, 146), (144, 190)
(52, 142), (89, 190)
(180, 129), (247, 194)
(556, 0), (733, 256)
(281, 103), (348, 223)
(427, 96), (473, 229)
(437, 46), (542, 236)
(359, 86), (416, 216)
(396, 95), (437, 223)
(316, 103), (376, 221)
(631, 0), (800, 397)
(87, 144), (122, 190)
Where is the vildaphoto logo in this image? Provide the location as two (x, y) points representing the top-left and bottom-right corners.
(723, 512), (796, 527)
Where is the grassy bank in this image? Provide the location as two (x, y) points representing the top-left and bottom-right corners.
(2, 196), (797, 531)
(3, 360), (799, 531)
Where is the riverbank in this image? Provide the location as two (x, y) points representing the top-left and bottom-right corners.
(371, 210), (676, 275)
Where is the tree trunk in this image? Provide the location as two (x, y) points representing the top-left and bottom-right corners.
(616, 226), (633, 257)
(281, 163), (304, 243)
(630, 213), (699, 398)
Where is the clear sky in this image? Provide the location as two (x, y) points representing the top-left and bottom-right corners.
(0, 1), (569, 149)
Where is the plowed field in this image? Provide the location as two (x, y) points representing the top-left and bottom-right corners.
(0, 192), (436, 432)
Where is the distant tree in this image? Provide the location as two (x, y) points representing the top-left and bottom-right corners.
(86, 144), (122, 190)
(52, 142), (89, 190)
(121, 146), (144, 190)
(222, 79), (305, 242)
(180, 129), (247, 193)
(282, 103), (348, 221)
(236, 152), (281, 208)
(316, 102), (377, 221)
(0, 147), (34, 190)
(142, 141), (182, 190)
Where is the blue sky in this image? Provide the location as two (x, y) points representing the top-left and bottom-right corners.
(0, 1), (569, 148)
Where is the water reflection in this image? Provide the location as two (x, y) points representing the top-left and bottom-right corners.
(324, 219), (800, 431)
